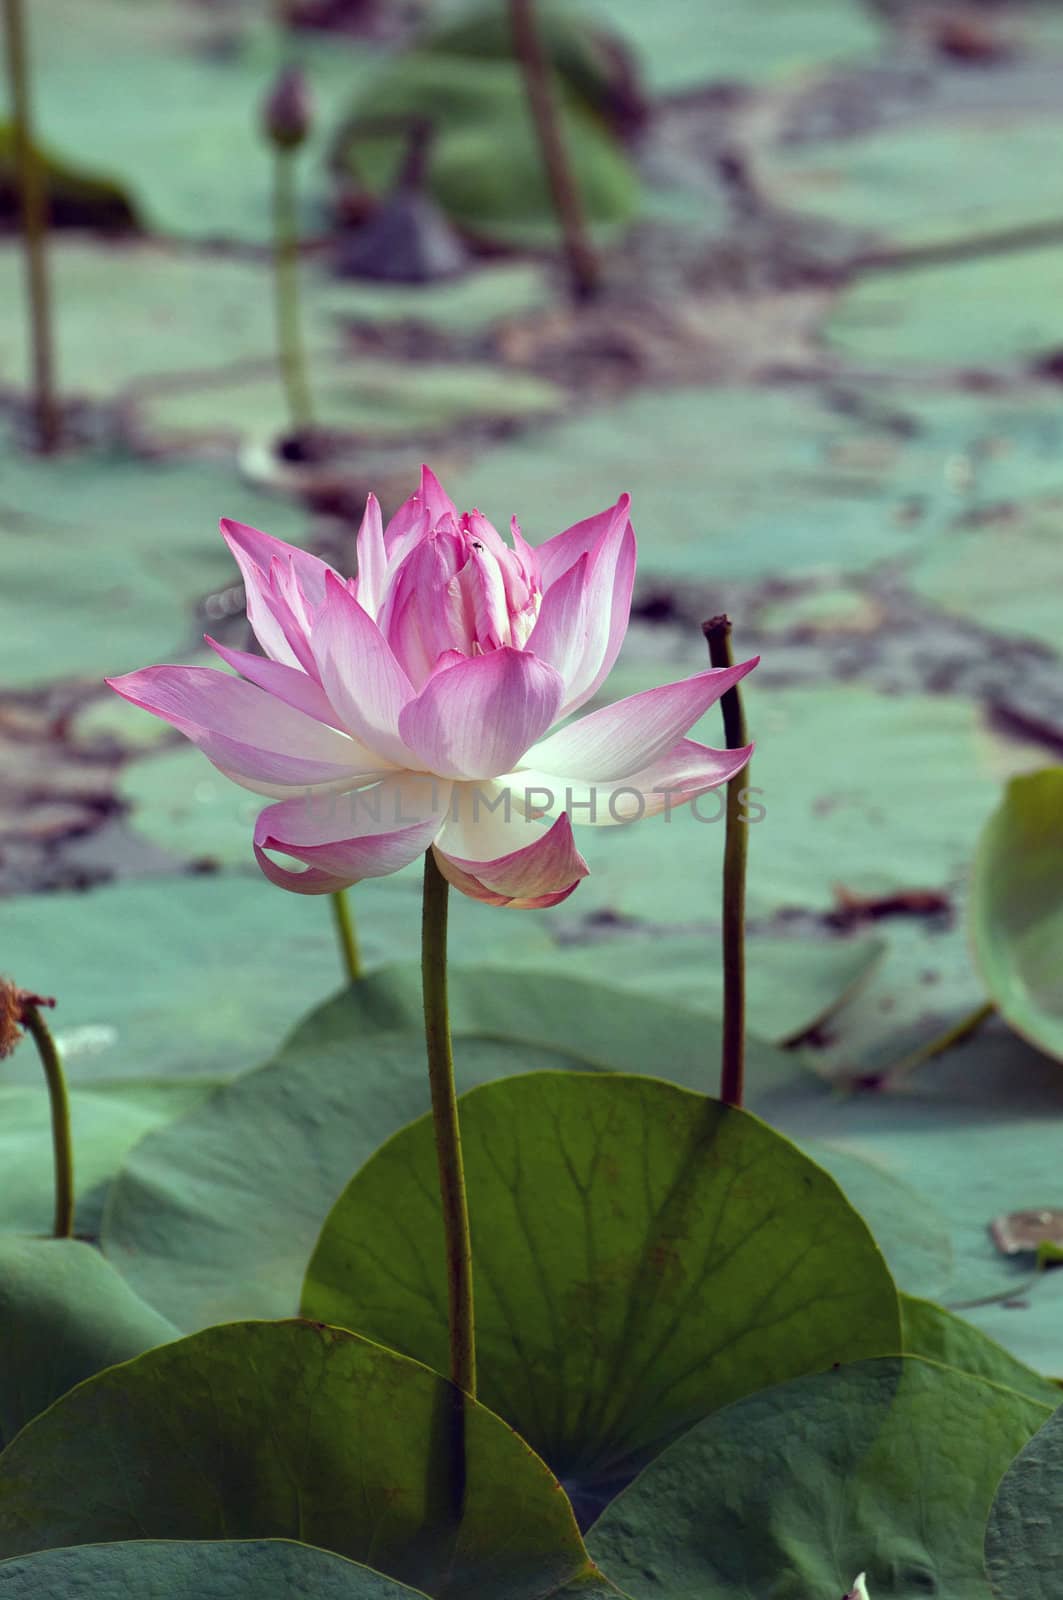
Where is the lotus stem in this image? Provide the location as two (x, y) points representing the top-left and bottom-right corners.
(270, 142), (314, 435)
(19, 996), (74, 1238)
(421, 849), (476, 1398)
(509, 0), (601, 303)
(330, 889), (362, 983)
(2, 0), (60, 452)
(703, 615), (751, 1108)
(877, 999), (996, 1089)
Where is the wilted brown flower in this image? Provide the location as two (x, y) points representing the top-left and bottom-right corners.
(0, 977), (24, 1059)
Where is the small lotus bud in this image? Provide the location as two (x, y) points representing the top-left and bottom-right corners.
(0, 977), (23, 1059)
(263, 66), (313, 149)
(843, 1575), (870, 1600)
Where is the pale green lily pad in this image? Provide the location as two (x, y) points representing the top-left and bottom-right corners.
(827, 248), (1063, 368)
(101, 970), (800, 1328)
(970, 768), (1063, 1063)
(760, 117), (1063, 255)
(319, 262), (553, 334)
(0, 874), (553, 1085)
(587, 1356), (1050, 1600)
(444, 382), (1063, 582)
(0, 1079), (218, 1237)
(986, 1404), (1063, 1598)
(0, 1320), (602, 1600)
(0, 1238), (176, 1450)
(0, 1542), (431, 1600)
(812, 1149), (953, 1300)
(906, 495), (1063, 653)
(758, 1023), (1063, 1372)
(303, 1072), (900, 1494)
(0, 451), (312, 687)
(545, 681), (1032, 923)
(131, 352), (564, 451)
(20, 0), (380, 243)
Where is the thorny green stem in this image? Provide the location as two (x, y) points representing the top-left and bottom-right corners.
(20, 997), (74, 1238)
(509, 0), (601, 303)
(2, 0), (60, 452)
(270, 143), (314, 434)
(421, 849), (476, 1398)
(703, 615), (751, 1109)
(330, 889), (362, 983)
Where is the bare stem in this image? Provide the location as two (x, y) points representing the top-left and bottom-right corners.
(19, 999), (74, 1238)
(509, 0), (600, 303)
(421, 849), (476, 1397)
(271, 144), (313, 434)
(703, 615), (751, 1108)
(330, 889), (362, 983)
(2, 0), (60, 451)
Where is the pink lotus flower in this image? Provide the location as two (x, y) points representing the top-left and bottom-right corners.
(108, 468), (756, 909)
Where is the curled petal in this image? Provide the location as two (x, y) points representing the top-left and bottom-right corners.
(106, 666), (379, 795)
(398, 648), (564, 781)
(509, 738), (754, 826)
(311, 573), (418, 768)
(252, 849), (356, 896)
(220, 518), (339, 665)
(526, 658), (759, 782)
(205, 637), (343, 729)
(255, 772), (449, 883)
(433, 783), (589, 905)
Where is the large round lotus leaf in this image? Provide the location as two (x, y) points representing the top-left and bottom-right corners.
(906, 495), (1063, 653)
(587, 1356), (1051, 1600)
(0, 1541), (430, 1600)
(0, 1079), (217, 1236)
(130, 352), (563, 452)
(428, 0), (879, 93)
(302, 1072), (900, 1493)
(1, 875), (552, 1085)
(970, 769), (1063, 1063)
(101, 1030), (607, 1330)
(986, 1405), (1063, 1598)
(333, 55), (638, 250)
(0, 1238), (176, 1450)
(827, 248), (1063, 368)
(0, 450), (313, 687)
(0, 124), (137, 230)
(444, 382), (1063, 584)
(900, 1294), (1061, 1410)
(759, 117), (1063, 255)
(538, 680), (1024, 922)
(758, 1023), (1063, 1374)
(19, 0), (379, 243)
(0, 1319), (602, 1600)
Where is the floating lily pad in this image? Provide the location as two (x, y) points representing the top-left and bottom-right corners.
(130, 351), (564, 451)
(812, 1149), (952, 1300)
(300, 261), (553, 334)
(0, 1078), (218, 1237)
(970, 768), (1063, 1064)
(0, 1237), (176, 1449)
(302, 1072), (900, 1494)
(759, 1022), (1063, 1372)
(0, 1542), (432, 1600)
(907, 496), (1063, 653)
(759, 117), (1063, 256)
(587, 1356), (1050, 1599)
(0, 874), (552, 1086)
(0, 123), (138, 231)
(0, 450), (313, 687)
(0, 1319), (601, 1600)
(21, 0), (381, 243)
(986, 1403), (1063, 1598)
(827, 248), (1063, 369)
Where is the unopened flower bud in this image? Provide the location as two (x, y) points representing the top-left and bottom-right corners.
(844, 1575), (870, 1600)
(263, 66), (313, 149)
